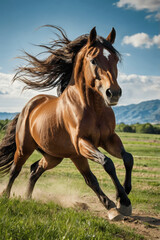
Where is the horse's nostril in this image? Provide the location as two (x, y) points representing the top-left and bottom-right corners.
(119, 88), (122, 97)
(106, 89), (112, 98)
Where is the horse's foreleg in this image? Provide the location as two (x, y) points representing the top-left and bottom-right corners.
(103, 133), (134, 195)
(26, 155), (62, 199)
(71, 157), (122, 221)
(78, 138), (132, 216)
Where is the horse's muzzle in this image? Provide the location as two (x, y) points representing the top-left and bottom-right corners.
(106, 88), (122, 106)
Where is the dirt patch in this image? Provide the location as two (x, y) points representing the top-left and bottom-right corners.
(121, 215), (160, 240)
(73, 195), (160, 240)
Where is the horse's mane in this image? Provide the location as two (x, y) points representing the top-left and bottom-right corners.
(13, 25), (121, 96)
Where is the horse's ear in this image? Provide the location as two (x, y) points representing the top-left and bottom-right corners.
(106, 28), (116, 44)
(88, 27), (97, 47)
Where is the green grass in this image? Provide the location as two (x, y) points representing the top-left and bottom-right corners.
(1, 132), (160, 214)
(0, 197), (144, 240)
(0, 131), (160, 239)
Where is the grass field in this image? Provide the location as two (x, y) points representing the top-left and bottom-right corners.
(0, 131), (160, 239)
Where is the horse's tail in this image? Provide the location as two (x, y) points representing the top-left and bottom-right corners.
(0, 114), (20, 176)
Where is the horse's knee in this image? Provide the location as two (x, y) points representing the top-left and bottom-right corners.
(122, 152), (134, 171)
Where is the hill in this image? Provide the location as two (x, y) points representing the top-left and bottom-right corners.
(0, 112), (18, 120)
(113, 99), (160, 124)
(0, 99), (160, 124)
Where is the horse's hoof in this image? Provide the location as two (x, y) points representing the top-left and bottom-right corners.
(108, 208), (124, 221)
(117, 200), (132, 216)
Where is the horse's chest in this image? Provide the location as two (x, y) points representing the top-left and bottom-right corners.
(91, 121), (112, 147)
(82, 121), (102, 147)
(89, 127), (101, 147)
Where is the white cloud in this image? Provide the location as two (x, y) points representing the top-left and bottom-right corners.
(0, 72), (57, 112)
(115, 0), (160, 20)
(153, 35), (160, 48)
(145, 14), (153, 20)
(116, 0), (160, 11)
(123, 53), (131, 57)
(122, 33), (160, 48)
(0, 71), (160, 111)
(118, 73), (160, 105)
(0, 72), (22, 96)
(155, 12), (160, 20)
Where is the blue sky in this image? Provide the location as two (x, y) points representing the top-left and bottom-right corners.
(0, 0), (160, 112)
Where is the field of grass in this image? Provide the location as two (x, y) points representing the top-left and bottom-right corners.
(0, 197), (145, 240)
(0, 131), (160, 239)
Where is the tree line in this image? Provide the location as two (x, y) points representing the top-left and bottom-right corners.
(0, 119), (160, 134)
(116, 123), (160, 134)
(0, 119), (10, 131)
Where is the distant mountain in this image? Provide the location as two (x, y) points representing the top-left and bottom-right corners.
(0, 112), (18, 120)
(113, 99), (160, 124)
(0, 99), (160, 124)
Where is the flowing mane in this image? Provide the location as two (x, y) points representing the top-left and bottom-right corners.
(13, 25), (121, 96)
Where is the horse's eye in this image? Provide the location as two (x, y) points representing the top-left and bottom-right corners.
(91, 59), (97, 65)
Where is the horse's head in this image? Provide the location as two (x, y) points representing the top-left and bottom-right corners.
(81, 27), (122, 106)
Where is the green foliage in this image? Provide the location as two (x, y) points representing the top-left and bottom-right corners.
(0, 129), (160, 240)
(116, 123), (160, 134)
(0, 197), (144, 240)
(0, 119), (10, 131)
(116, 123), (135, 133)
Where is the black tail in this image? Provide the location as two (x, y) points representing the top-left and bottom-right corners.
(0, 114), (20, 176)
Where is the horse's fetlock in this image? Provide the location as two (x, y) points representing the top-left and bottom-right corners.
(119, 194), (131, 207)
(107, 199), (116, 210)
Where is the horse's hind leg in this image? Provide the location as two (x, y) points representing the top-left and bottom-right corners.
(4, 148), (34, 198)
(26, 154), (62, 199)
(71, 157), (123, 221)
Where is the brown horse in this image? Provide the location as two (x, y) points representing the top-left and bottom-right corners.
(0, 26), (133, 221)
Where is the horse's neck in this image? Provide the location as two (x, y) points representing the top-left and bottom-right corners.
(68, 71), (87, 106)
(68, 75), (105, 115)
(68, 57), (106, 114)
(85, 86), (106, 114)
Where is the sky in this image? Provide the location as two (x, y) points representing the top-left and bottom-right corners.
(0, 0), (160, 112)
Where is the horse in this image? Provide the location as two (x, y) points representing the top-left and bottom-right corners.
(0, 26), (133, 221)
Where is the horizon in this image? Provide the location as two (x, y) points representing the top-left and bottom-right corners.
(0, 99), (159, 114)
(0, 0), (160, 112)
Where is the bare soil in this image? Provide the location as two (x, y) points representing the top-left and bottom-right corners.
(74, 195), (160, 240)
(29, 187), (160, 240)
